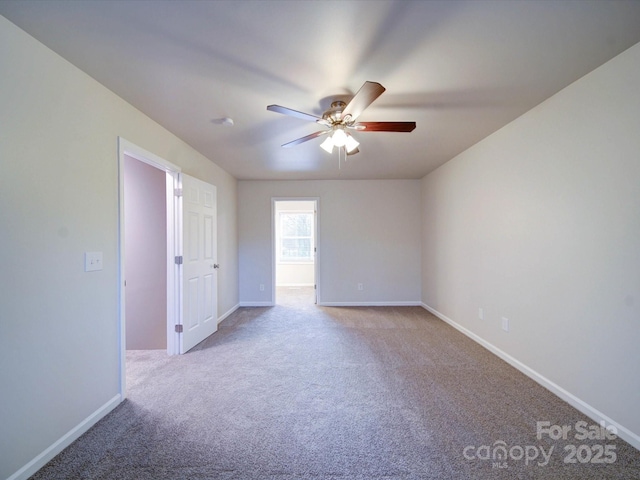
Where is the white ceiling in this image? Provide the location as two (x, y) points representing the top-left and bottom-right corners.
(3, 0), (640, 180)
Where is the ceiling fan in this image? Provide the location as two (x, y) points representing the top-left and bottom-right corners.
(267, 81), (416, 156)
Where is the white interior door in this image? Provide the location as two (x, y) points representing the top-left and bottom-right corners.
(180, 173), (218, 353)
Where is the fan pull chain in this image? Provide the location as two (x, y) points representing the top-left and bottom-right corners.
(337, 147), (349, 169)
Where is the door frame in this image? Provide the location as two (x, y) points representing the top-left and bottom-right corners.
(117, 138), (182, 397)
(271, 197), (320, 305)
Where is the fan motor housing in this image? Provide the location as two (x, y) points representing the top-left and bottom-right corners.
(323, 100), (349, 124)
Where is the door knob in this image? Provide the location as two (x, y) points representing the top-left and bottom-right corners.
(213, 264), (220, 269)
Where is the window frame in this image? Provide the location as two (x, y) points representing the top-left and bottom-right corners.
(277, 210), (315, 264)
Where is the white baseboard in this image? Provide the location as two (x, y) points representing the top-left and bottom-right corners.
(217, 303), (239, 324)
(8, 394), (122, 480)
(239, 301), (274, 307)
(421, 303), (640, 452)
(320, 301), (422, 307)
(239, 300), (422, 308)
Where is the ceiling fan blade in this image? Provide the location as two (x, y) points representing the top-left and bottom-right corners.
(267, 104), (329, 125)
(281, 130), (329, 148)
(355, 121), (416, 132)
(341, 81), (386, 121)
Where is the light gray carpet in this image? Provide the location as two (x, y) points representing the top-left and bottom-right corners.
(30, 287), (640, 479)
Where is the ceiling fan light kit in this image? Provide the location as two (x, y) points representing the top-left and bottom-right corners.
(319, 130), (359, 154)
(267, 81), (416, 165)
(319, 136), (334, 153)
(344, 133), (360, 152)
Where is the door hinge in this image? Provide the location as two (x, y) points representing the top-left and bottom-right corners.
(175, 255), (183, 265)
(314, 284), (317, 290)
(175, 324), (183, 333)
(174, 188), (183, 197)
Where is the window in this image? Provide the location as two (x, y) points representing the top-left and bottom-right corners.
(278, 211), (314, 263)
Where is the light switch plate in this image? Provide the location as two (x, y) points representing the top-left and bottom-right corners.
(501, 317), (509, 332)
(85, 251), (103, 272)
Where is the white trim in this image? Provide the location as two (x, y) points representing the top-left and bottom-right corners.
(239, 301), (275, 307)
(170, 172), (182, 356)
(320, 301), (422, 307)
(421, 303), (640, 451)
(119, 137), (180, 172)
(7, 395), (121, 480)
(218, 303), (240, 325)
(276, 283), (315, 287)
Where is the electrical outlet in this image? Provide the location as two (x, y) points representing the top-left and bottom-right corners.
(259, 284), (265, 291)
(357, 283), (363, 291)
(478, 308), (484, 320)
(501, 317), (509, 332)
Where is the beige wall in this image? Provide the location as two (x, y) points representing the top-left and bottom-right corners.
(239, 180), (422, 306)
(421, 42), (640, 447)
(0, 17), (238, 479)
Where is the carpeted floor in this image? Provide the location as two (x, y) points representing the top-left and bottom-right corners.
(30, 287), (640, 479)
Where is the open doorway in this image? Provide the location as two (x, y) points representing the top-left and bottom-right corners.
(123, 155), (167, 350)
(273, 198), (318, 306)
(118, 138), (182, 397)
